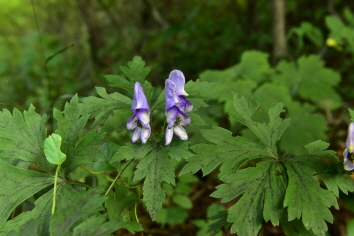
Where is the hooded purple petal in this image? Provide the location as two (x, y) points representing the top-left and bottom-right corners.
(177, 95), (193, 113)
(166, 106), (179, 129)
(126, 114), (138, 130)
(168, 70), (188, 96)
(136, 109), (150, 128)
(165, 80), (180, 110)
(131, 82), (150, 112)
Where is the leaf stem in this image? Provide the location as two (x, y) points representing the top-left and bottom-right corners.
(80, 165), (106, 175)
(104, 159), (133, 197)
(52, 164), (61, 215)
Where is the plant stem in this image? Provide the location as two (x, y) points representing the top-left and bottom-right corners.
(52, 164), (61, 215)
(104, 159), (133, 197)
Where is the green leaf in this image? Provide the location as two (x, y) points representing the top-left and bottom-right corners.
(0, 159), (54, 226)
(180, 126), (269, 177)
(294, 141), (354, 197)
(105, 74), (133, 93)
(156, 206), (188, 226)
(134, 149), (175, 220)
(65, 130), (105, 174)
(273, 55), (342, 110)
(194, 204), (228, 236)
(172, 194), (192, 209)
(94, 143), (119, 172)
(105, 183), (138, 222)
(50, 185), (106, 236)
(113, 211), (143, 233)
(0, 190), (53, 236)
(211, 160), (286, 236)
(164, 139), (194, 161)
(111, 142), (154, 163)
(206, 203), (231, 234)
(287, 21), (323, 49)
(233, 95), (290, 154)
(44, 134), (66, 165)
(120, 56), (151, 84)
(0, 105), (55, 172)
(72, 215), (119, 236)
(79, 87), (131, 127)
(283, 160), (338, 236)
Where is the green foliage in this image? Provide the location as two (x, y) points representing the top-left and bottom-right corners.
(54, 95), (105, 175)
(134, 148), (176, 221)
(0, 190), (53, 235)
(0, 105), (55, 172)
(200, 50), (341, 155)
(44, 133), (66, 165)
(181, 95), (352, 236)
(0, 159), (54, 226)
(50, 185), (106, 236)
(194, 203), (229, 236)
(288, 22), (323, 49)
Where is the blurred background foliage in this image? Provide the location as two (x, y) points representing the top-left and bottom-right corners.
(3, 0), (354, 235)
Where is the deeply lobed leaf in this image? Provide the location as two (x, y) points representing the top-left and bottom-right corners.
(134, 149), (175, 220)
(0, 105), (55, 172)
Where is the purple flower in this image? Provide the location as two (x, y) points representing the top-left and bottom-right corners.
(126, 82), (151, 143)
(168, 70), (193, 113)
(344, 122), (354, 170)
(164, 70), (193, 145)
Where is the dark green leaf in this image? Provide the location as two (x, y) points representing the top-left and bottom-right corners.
(72, 215), (119, 236)
(211, 160), (286, 236)
(134, 149), (175, 220)
(0, 159), (54, 226)
(0, 105), (54, 172)
(79, 87), (131, 127)
(111, 142), (154, 163)
(0, 190), (53, 236)
(283, 160), (338, 236)
(50, 185), (106, 236)
(180, 126), (269, 177)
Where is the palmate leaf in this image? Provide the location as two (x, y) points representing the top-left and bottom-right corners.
(54, 95), (105, 175)
(232, 95), (290, 154)
(72, 215), (119, 236)
(79, 87), (131, 129)
(180, 126), (269, 177)
(134, 148), (175, 220)
(0, 159), (54, 226)
(0, 105), (55, 172)
(50, 185), (106, 236)
(211, 160), (286, 236)
(0, 190), (53, 236)
(283, 160), (338, 235)
(110, 142), (154, 162)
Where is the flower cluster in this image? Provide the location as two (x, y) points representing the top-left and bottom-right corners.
(344, 122), (354, 170)
(126, 82), (151, 143)
(126, 70), (193, 145)
(164, 70), (193, 145)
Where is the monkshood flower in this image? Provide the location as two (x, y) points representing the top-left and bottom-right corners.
(168, 70), (193, 113)
(164, 71), (193, 145)
(126, 82), (151, 143)
(344, 122), (354, 170)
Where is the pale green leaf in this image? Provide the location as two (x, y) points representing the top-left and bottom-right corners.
(44, 133), (66, 165)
